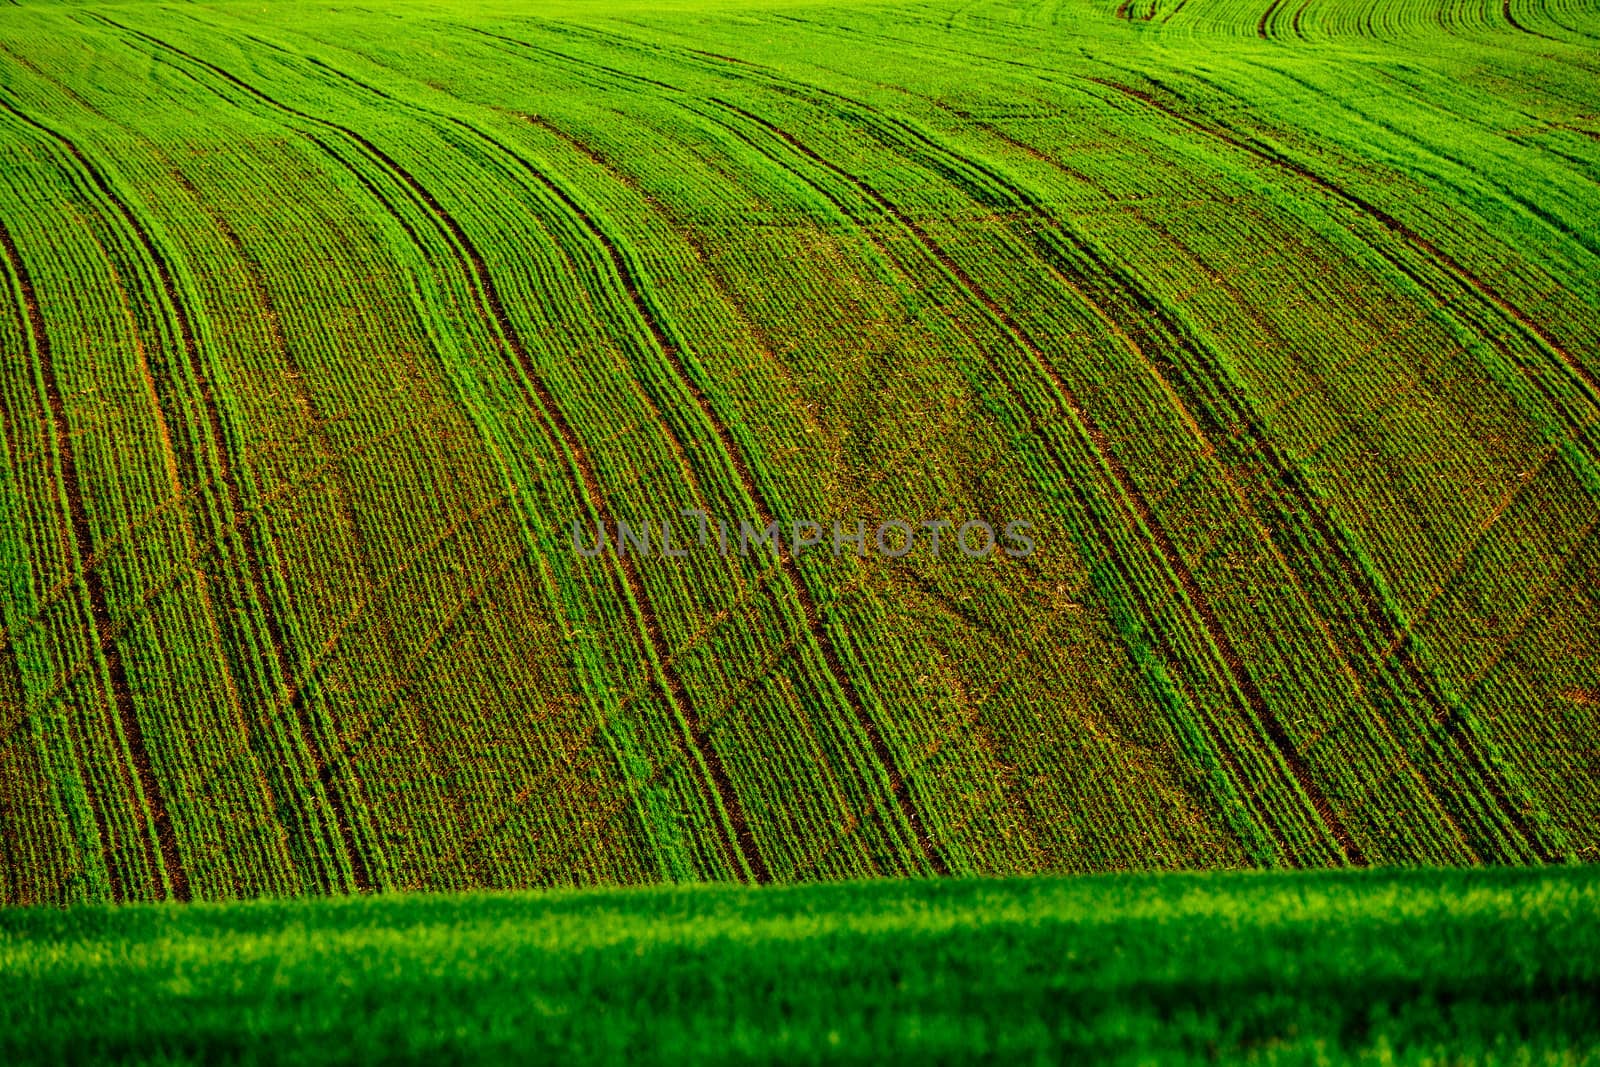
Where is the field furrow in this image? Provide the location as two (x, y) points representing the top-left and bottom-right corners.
(1, 0), (1594, 901)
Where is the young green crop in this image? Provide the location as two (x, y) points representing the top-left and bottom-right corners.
(0, 0), (1596, 904)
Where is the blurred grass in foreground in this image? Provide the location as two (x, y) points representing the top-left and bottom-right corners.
(3, 865), (1598, 1064)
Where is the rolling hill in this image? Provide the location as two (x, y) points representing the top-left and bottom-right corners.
(1, 0), (1597, 905)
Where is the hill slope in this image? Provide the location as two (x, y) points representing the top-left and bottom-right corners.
(1, 0), (1597, 903)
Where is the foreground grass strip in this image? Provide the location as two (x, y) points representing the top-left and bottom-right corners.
(2, 865), (1597, 1064)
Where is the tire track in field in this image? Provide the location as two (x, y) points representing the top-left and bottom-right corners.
(897, 83), (1549, 863)
(176, 102), (662, 888)
(412, 590), (808, 888)
(1464, 510), (1600, 697)
(461, 21), (1235, 872)
(1088, 70), (1574, 857)
(701, 83), (1368, 864)
(0, 250), (83, 907)
(519, 110), (951, 878)
(6, 277), (634, 887)
(1409, 440), (1593, 670)
(1240, 56), (1598, 316)
(191, 67), (737, 886)
(2, 84), (368, 894)
(441, 489), (1229, 885)
(702, 93), (1338, 865)
(521, 22), (1312, 870)
(646, 18), (1566, 861)
(257, 29), (931, 879)
(512, 550), (1137, 885)
(256, 41), (774, 883)
(1092, 74), (1600, 439)
(0, 414), (417, 711)
(353, 396), (1045, 879)
(1291, 1), (1313, 38)
(165, 162), (415, 890)
(508, 111), (948, 876)
(489, 23), (1323, 865)
(1503, 0), (1560, 41)
(1257, 0), (1284, 39)
(935, 107), (1487, 861)
(221, 24), (948, 878)
(503, 25), (1351, 863)
(89, 14), (767, 885)
(444, 95), (940, 877)
(0, 384), (386, 656)
(893, 567), (1056, 871)
(0, 217), (177, 902)
(707, 9), (1580, 425)
(1, 38), (360, 894)
(85, 22), (639, 893)
(1079, 73), (1573, 862)
(1126, 210), (1500, 861)
(568, 31), (1201, 871)
(426, 532), (1010, 884)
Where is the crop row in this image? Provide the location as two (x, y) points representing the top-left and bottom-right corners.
(1, 0), (1595, 901)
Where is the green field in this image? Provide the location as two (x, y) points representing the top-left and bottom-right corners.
(1, 0), (1598, 909)
(1, 866), (1596, 1064)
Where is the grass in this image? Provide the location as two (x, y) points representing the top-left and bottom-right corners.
(3, 865), (1598, 1064)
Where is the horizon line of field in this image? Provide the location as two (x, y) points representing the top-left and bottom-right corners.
(3, 4), (1587, 902)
